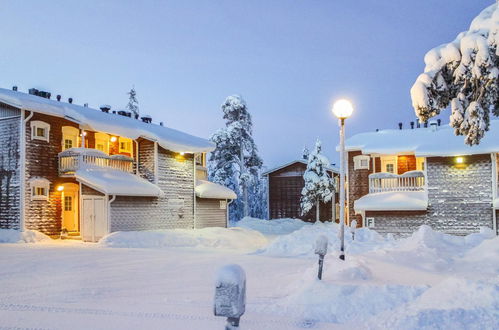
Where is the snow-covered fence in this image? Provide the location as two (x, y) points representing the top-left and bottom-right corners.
(214, 264), (246, 329)
(368, 171), (425, 193)
(58, 149), (134, 176)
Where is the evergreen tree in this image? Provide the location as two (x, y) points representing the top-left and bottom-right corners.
(411, 3), (499, 145)
(126, 87), (139, 118)
(300, 139), (336, 222)
(208, 95), (263, 222)
(302, 146), (310, 160)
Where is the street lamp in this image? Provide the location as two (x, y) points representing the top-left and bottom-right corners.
(332, 99), (353, 261)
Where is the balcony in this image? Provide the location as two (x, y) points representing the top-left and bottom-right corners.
(58, 148), (134, 176)
(368, 170), (425, 193)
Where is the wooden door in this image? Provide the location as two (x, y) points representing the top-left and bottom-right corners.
(81, 197), (107, 242)
(62, 190), (78, 231)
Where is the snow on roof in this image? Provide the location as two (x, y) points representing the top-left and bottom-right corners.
(354, 191), (428, 212)
(195, 180), (237, 200)
(0, 88), (214, 153)
(75, 168), (163, 197)
(262, 160), (339, 176)
(344, 121), (499, 157)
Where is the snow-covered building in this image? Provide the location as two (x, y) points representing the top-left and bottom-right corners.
(0, 87), (236, 241)
(263, 160), (339, 222)
(345, 120), (499, 236)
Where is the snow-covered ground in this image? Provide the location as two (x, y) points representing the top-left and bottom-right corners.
(0, 219), (498, 329)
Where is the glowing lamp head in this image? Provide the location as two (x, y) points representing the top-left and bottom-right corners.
(180, 152), (185, 156)
(332, 99), (354, 119)
(455, 156), (464, 164)
(110, 136), (117, 142)
(57, 185), (64, 192)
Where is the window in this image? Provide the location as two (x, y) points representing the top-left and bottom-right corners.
(416, 157), (425, 171)
(195, 153), (206, 167)
(61, 126), (79, 151)
(64, 196), (72, 211)
(386, 163), (394, 173)
(366, 217), (375, 228)
(353, 155), (370, 170)
(95, 132), (110, 154)
(30, 121), (50, 142)
(119, 137), (133, 155)
(381, 156), (397, 174)
(219, 200), (227, 210)
(29, 177), (50, 201)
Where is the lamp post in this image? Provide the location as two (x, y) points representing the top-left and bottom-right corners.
(332, 99), (353, 261)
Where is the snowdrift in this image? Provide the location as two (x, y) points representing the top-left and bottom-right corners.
(0, 229), (51, 243)
(234, 216), (310, 235)
(100, 227), (268, 251)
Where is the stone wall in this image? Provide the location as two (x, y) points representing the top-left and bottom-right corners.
(0, 110), (21, 229)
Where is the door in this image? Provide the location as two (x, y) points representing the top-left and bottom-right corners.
(61, 183), (79, 232)
(381, 156), (397, 174)
(81, 197), (107, 242)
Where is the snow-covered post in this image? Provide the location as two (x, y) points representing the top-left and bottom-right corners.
(315, 235), (328, 280)
(351, 219), (357, 241)
(214, 264), (246, 330)
(332, 99), (354, 261)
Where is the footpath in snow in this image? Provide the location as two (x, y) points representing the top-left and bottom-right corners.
(0, 217), (498, 329)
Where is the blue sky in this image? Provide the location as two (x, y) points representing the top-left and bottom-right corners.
(0, 0), (493, 168)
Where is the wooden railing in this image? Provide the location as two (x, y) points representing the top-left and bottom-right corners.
(368, 171), (425, 193)
(58, 149), (134, 176)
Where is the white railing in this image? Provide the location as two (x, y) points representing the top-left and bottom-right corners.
(369, 170), (425, 193)
(58, 148), (134, 176)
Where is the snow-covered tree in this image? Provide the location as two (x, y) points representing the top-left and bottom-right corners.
(208, 95), (263, 222)
(302, 146), (310, 160)
(300, 139), (336, 222)
(126, 87), (139, 118)
(411, 3), (499, 145)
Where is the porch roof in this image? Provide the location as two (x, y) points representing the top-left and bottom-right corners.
(354, 191), (428, 212)
(75, 168), (163, 197)
(195, 180), (237, 200)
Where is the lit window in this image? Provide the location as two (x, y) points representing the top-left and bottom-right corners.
(29, 177), (50, 201)
(119, 137), (133, 155)
(30, 121), (50, 142)
(353, 155), (370, 170)
(61, 126), (79, 151)
(386, 164), (394, 173)
(64, 196), (72, 211)
(95, 132), (110, 154)
(416, 157), (425, 171)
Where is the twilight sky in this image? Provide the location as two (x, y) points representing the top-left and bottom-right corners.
(0, 0), (493, 168)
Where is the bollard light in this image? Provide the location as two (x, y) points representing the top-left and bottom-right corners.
(314, 235), (328, 280)
(351, 219), (357, 241)
(214, 264), (246, 330)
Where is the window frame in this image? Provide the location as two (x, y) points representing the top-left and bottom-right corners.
(95, 132), (110, 154)
(353, 155), (370, 170)
(30, 121), (50, 142)
(61, 126), (80, 151)
(29, 177), (50, 201)
(119, 137), (133, 156)
(380, 156), (398, 174)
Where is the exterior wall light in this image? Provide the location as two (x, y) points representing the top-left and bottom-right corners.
(455, 156), (464, 164)
(57, 185), (64, 192)
(180, 152), (185, 156)
(110, 136), (117, 142)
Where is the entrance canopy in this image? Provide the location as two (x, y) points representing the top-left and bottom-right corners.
(75, 168), (163, 197)
(195, 180), (237, 199)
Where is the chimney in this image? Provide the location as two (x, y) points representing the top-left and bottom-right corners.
(375, 128), (379, 132)
(100, 105), (111, 113)
(417, 121), (421, 128)
(398, 122), (403, 130)
(160, 122), (164, 127)
(410, 121), (414, 129)
(117, 110), (128, 117)
(424, 121), (428, 128)
(68, 97), (73, 104)
(12, 86), (17, 91)
(430, 120), (438, 132)
(112, 110), (116, 114)
(84, 103), (88, 107)
(134, 113), (139, 119)
(56, 95), (61, 101)
(141, 115), (152, 123)
(28, 88), (39, 96)
(437, 119), (441, 126)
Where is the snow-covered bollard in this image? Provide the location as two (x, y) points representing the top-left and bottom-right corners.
(214, 264), (246, 330)
(351, 220), (357, 241)
(314, 235), (328, 280)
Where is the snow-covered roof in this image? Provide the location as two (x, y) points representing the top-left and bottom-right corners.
(0, 88), (214, 153)
(75, 168), (163, 197)
(344, 121), (499, 157)
(195, 180), (237, 200)
(354, 191), (428, 212)
(262, 160), (339, 176)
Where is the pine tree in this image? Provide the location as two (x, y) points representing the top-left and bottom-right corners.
(300, 139), (336, 222)
(126, 87), (139, 118)
(208, 95), (263, 222)
(411, 3), (499, 145)
(302, 146), (310, 160)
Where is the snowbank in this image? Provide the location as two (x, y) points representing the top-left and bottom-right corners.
(0, 229), (51, 243)
(234, 217), (310, 235)
(100, 227), (268, 251)
(354, 191), (428, 212)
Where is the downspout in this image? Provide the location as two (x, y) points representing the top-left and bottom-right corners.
(193, 153), (197, 229)
(265, 175), (270, 220)
(226, 199), (234, 227)
(153, 141), (159, 184)
(491, 153), (498, 235)
(108, 194), (116, 234)
(19, 110), (34, 232)
(134, 140), (139, 176)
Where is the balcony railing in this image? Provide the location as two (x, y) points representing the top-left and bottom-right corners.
(58, 148), (134, 176)
(368, 170), (425, 193)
